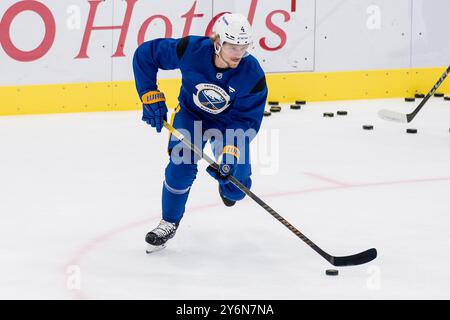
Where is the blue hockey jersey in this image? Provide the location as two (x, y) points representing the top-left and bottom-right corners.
(132, 36), (268, 134)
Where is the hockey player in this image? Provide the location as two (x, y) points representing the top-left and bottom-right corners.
(132, 13), (268, 252)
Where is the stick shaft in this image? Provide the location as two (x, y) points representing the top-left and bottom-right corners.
(407, 65), (450, 122)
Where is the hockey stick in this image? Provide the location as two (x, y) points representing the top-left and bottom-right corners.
(378, 65), (450, 123)
(163, 120), (377, 267)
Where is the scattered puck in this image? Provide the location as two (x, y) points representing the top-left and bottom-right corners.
(415, 93), (425, 98)
(323, 112), (334, 117)
(268, 101), (279, 106)
(406, 128), (418, 134)
(363, 125), (374, 130)
(444, 96), (450, 101)
(326, 269), (339, 276)
(337, 110), (348, 116)
(263, 111), (271, 117)
(270, 106), (281, 112)
(434, 93), (444, 97)
(404, 97), (415, 102)
(290, 104), (301, 110)
(295, 100), (306, 105)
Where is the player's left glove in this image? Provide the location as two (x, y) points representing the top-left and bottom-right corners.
(206, 145), (240, 184)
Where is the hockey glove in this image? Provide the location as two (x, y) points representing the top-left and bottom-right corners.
(206, 145), (240, 185)
(141, 90), (168, 133)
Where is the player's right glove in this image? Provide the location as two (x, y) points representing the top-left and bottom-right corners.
(141, 90), (168, 133)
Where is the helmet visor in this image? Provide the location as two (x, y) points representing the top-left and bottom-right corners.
(221, 42), (252, 57)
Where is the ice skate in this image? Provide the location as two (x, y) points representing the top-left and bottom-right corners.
(145, 219), (179, 253)
(219, 185), (236, 207)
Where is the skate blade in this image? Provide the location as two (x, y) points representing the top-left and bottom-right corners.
(146, 243), (166, 254)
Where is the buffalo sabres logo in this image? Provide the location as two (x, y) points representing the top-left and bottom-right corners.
(193, 83), (231, 114)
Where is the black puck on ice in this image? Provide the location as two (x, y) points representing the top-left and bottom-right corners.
(295, 100), (306, 105)
(444, 96), (450, 101)
(323, 112), (334, 117)
(268, 101), (279, 106)
(406, 128), (418, 134)
(434, 93), (444, 98)
(415, 93), (425, 98)
(337, 110), (348, 116)
(290, 104), (301, 110)
(270, 106), (281, 112)
(263, 111), (271, 117)
(363, 125), (374, 130)
(326, 269), (339, 276)
(405, 97), (415, 102)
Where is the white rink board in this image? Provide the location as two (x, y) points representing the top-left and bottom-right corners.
(314, 0), (412, 72)
(213, 0), (315, 72)
(1, 0), (450, 86)
(411, 0), (450, 68)
(111, 0), (213, 82)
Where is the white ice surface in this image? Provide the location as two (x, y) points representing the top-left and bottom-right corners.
(1, 97), (450, 299)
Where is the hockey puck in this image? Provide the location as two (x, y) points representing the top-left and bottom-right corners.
(270, 106), (281, 112)
(406, 128), (418, 134)
(323, 112), (334, 118)
(444, 96), (450, 101)
(337, 110), (348, 116)
(290, 104), (301, 110)
(415, 93), (425, 98)
(326, 269), (339, 276)
(263, 111), (271, 117)
(268, 101), (279, 106)
(363, 125), (374, 130)
(434, 93), (444, 98)
(295, 100), (306, 105)
(404, 97), (415, 102)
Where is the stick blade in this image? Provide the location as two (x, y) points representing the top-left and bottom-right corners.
(378, 109), (408, 123)
(331, 248), (377, 266)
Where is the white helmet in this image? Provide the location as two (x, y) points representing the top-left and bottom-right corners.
(213, 13), (253, 53)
